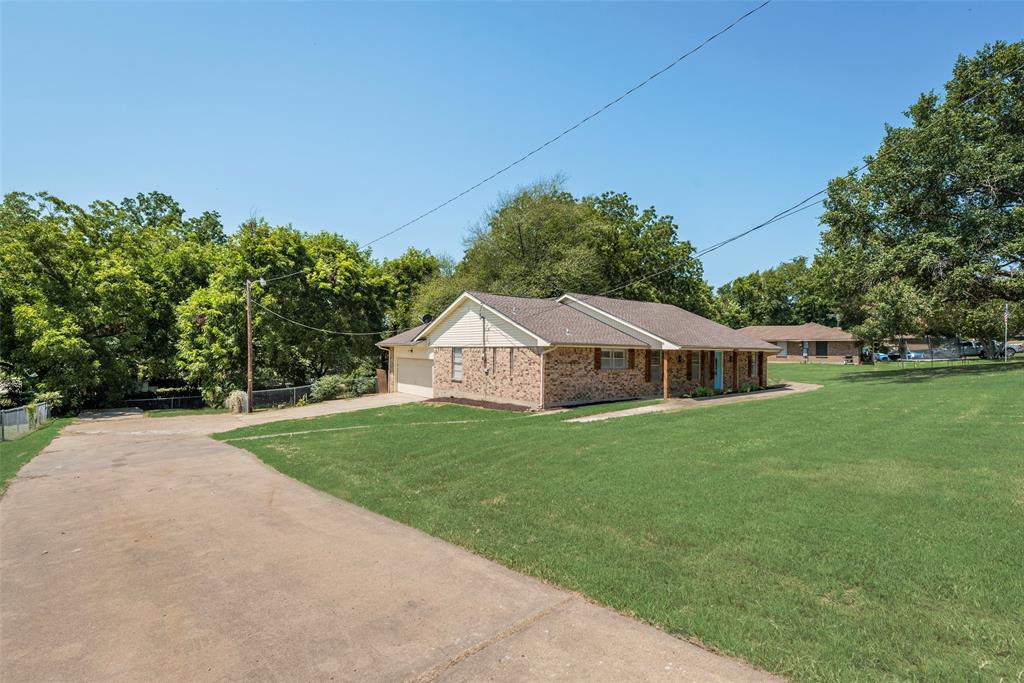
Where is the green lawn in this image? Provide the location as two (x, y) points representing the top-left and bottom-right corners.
(217, 363), (1024, 682)
(0, 418), (71, 495)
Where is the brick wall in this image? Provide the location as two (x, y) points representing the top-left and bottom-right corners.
(433, 346), (542, 407)
(432, 345), (769, 409)
(542, 347), (766, 407)
(770, 340), (858, 363)
(542, 347), (660, 408)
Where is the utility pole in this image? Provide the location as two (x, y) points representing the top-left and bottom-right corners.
(246, 279), (254, 413)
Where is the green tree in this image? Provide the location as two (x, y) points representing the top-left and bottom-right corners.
(175, 219), (390, 403)
(380, 247), (446, 329)
(0, 191), (222, 407)
(714, 257), (836, 328)
(414, 179), (714, 317)
(819, 41), (1023, 341)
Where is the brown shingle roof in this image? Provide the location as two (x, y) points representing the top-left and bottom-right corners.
(566, 293), (780, 352)
(377, 322), (429, 347)
(387, 291), (782, 351)
(468, 292), (648, 347)
(739, 322), (855, 343)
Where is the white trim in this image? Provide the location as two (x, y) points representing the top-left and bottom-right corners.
(416, 292), (549, 346)
(557, 294), (679, 350)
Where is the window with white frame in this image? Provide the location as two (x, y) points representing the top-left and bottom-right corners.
(691, 350), (701, 381)
(452, 347), (463, 380)
(650, 350), (662, 383)
(601, 349), (627, 370)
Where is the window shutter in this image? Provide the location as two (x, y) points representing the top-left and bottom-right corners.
(644, 352), (651, 382)
(747, 353), (752, 377)
(628, 349), (635, 370)
(686, 351), (692, 378)
(594, 348), (601, 370)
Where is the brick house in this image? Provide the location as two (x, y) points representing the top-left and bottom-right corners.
(378, 291), (779, 409)
(738, 323), (860, 363)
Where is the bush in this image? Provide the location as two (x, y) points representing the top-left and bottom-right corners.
(691, 386), (715, 398)
(224, 390), (247, 414)
(310, 375), (350, 403)
(739, 382), (757, 393)
(32, 391), (64, 409)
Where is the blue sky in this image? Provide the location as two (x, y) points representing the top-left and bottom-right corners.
(3, 1), (1020, 286)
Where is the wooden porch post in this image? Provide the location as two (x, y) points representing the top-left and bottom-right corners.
(732, 349), (738, 392)
(662, 351), (669, 399)
(759, 352), (767, 386)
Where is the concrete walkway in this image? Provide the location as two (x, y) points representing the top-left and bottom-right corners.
(566, 382), (822, 423)
(1, 393), (779, 682)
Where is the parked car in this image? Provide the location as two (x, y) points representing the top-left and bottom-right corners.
(1006, 342), (1024, 354)
(873, 352), (891, 362)
(959, 341), (984, 358)
(980, 342), (1016, 360)
(903, 350), (926, 361)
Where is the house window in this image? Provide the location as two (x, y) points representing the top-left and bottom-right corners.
(775, 342), (787, 358)
(815, 341), (829, 356)
(452, 347), (463, 380)
(691, 351), (700, 381)
(650, 350), (662, 383)
(601, 349), (627, 370)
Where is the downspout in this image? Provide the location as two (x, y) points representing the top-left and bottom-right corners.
(539, 347), (553, 410)
(480, 305), (488, 400)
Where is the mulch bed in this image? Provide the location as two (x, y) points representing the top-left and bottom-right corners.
(425, 397), (533, 412)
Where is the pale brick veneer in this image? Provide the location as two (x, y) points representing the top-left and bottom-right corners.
(433, 346), (542, 408)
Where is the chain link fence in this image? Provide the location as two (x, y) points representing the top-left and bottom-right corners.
(881, 336), (1017, 363)
(125, 395), (206, 411)
(251, 385), (313, 410)
(1, 401), (52, 442)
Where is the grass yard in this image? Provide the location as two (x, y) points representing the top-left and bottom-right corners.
(0, 418), (72, 495)
(217, 362), (1024, 682)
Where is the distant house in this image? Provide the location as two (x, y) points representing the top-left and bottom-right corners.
(738, 323), (859, 363)
(377, 291), (778, 409)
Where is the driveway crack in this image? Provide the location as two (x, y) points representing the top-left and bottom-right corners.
(406, 595), (576, 683)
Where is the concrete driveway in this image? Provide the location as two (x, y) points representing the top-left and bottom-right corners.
(1, 394), (778, 682)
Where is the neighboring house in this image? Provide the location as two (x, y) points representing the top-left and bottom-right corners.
(739, 323), (859, 363)
(377, 291), (778, 409)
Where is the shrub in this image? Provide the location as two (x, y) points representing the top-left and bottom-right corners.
(739, 382), (757, 393)
(224, 390), (247, 414)
(32, 390), (64, 409)
(310, 375), (350, 403)
(691, 386), (715, 397)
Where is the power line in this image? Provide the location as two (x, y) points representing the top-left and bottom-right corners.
(252, 300), (389, 337)
(360, 1), (773, 249)
(254, 53), (1024, 337)
(594, 59), (1024, 298)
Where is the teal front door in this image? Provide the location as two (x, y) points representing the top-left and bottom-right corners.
(714, 351), (723, 391)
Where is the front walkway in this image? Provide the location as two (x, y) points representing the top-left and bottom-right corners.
(1, 393), (780, 682)
(566, 382), (822, 423)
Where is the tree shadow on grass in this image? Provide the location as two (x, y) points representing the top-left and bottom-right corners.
(835, 361), (1024, 385)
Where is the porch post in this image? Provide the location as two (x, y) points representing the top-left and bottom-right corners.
(732, 349), (739, 392)
(662, 351), (669, 399)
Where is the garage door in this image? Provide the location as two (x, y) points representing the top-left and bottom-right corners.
(396, 357), (433, 397)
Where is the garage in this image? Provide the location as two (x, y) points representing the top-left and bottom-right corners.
(395, 356), (433, 397)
